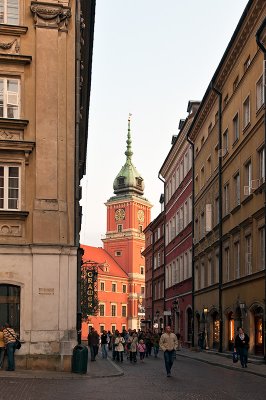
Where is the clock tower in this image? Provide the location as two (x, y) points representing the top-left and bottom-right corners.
(102, 115), (152, 330)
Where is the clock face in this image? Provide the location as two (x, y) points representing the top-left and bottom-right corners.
(137, 209), (145, 222)
(115, 208), (125, 221)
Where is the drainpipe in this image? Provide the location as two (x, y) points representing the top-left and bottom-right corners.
(75, 0), (82, 345)
(158, 173), (166, 328)
(256, 17), (266, 363)
(186, 134), (195, 347)
(211, 83), (223, 353)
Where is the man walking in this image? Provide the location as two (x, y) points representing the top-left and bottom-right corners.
(87, 328), (99, 361)
(3, 323), (17, 371)
(159, 326), (178, 377)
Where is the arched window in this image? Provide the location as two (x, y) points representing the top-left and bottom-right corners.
(0, 284), (20, 333)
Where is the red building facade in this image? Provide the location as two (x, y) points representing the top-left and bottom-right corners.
(158, 101), (200, 345)
(143, 201), (165, 332)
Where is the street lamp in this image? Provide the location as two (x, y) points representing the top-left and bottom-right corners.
(203, 307), (209, 350)
(256, 17), (266, 364)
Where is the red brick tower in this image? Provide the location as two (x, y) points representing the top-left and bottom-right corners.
(102, 115), (152, 329)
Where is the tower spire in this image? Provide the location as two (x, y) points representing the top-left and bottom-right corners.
(125, 113), (133, 162)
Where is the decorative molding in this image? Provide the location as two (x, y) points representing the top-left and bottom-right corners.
(0, 130), (23, 140)
(0, 25), (28, 36)
(0, 53), (31, 65)
(0, 223), (22, 237)
(0, 211), (29, 221)
(30, 1), (71, 31)
(0, 38), (20, 53)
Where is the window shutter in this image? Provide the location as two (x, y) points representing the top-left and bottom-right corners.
(7, 0), (19, 25)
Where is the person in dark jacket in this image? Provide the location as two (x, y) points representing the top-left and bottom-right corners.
(101, 330), (108, 359)
(87, 328), (99, 361)
(234, 327), (249, 368)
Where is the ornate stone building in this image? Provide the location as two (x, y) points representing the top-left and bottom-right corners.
(0, 0), (95, 370)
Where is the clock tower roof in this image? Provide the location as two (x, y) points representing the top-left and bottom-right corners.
(113, 115), (145, 196)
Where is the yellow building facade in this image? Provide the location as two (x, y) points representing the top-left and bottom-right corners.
(188, 0), (266, 355)
(0, 0), (95, 370)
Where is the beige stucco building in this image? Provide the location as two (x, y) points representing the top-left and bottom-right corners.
(188, 0), (266, 355)
(0, 0), (95, 370)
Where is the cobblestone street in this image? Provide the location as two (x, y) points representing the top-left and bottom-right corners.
(0, 351), (266, 400)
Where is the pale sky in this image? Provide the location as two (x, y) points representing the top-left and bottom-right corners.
(80, 0), (248, 247)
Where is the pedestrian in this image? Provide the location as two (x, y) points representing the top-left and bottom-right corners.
(129, 332), (138, 363)
(107, 331), (113, 351)
(234, 327), (250, 368)
(137, 339), (146, 362)
(176, 332), (181, 351)
(112, 330), (119, 360)
(3, 323), (17, 371)
(101, 330), (108, 359)
(159, 326), (178, 377)
(0, 326), (5, 369)
(198, 331), (204, 350)
(152, 330), (160, 358)
(87, 328), (99, 361)
(115, 333), (125, 362)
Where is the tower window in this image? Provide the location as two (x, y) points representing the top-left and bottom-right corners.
(117, 224), (122, 232)
(140, 266), (144, 275)
(115, 251), (122, 256)
(118, 177), (125, 187)
(139, 225), (143, 233)
(136, 177), (142, 187)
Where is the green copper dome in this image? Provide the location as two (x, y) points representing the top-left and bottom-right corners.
(113, 115), (145, 196)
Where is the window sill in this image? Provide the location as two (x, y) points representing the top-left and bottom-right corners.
(222, 213), (230, 223)
(242, 193), (253, 205)
(0, 53), (32, 65)
(242, 122), (251, 134)
(230, 204), (241, 215)
(232, 138), (239, 148)
(0, 118), (29, 130)
(0, 210), (29, 220)
(0, 24), (28, 36)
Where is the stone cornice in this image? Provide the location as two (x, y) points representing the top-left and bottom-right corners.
(30, 1), (71, 31)
(0, 53), (32, 64)
(0, 211), (29, 220)
(0, 119), (29, 130)
(0, 24), (28, 36)
(0, 140), (35, 164)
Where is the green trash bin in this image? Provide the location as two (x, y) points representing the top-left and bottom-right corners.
(72, 344), (88, 374)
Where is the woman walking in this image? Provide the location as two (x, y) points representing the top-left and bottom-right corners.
(115, 333), (125, 362)
(137, 339), (146, 362)
(129, 332), (138, 363)
(234, 327), (249, 368)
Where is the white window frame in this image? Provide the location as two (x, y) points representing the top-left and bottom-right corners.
(111, 304), (117, 317)
(234, 241), (240, 279)
(0, 77), (20, 119)
(234, 172), (240, 206)
(0, 0), (19, 25)
(256, 75), (264, 111)
(0, 164), (21, 210)
(233, 112), (239, 142)
(243, 95), (250, 129)
(100, 281), (105, 291)
(122, 284), (127, 293)
(111, 282), (117, 293)
(99, 303), (105, 317)
(122, 304), (127, 317)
